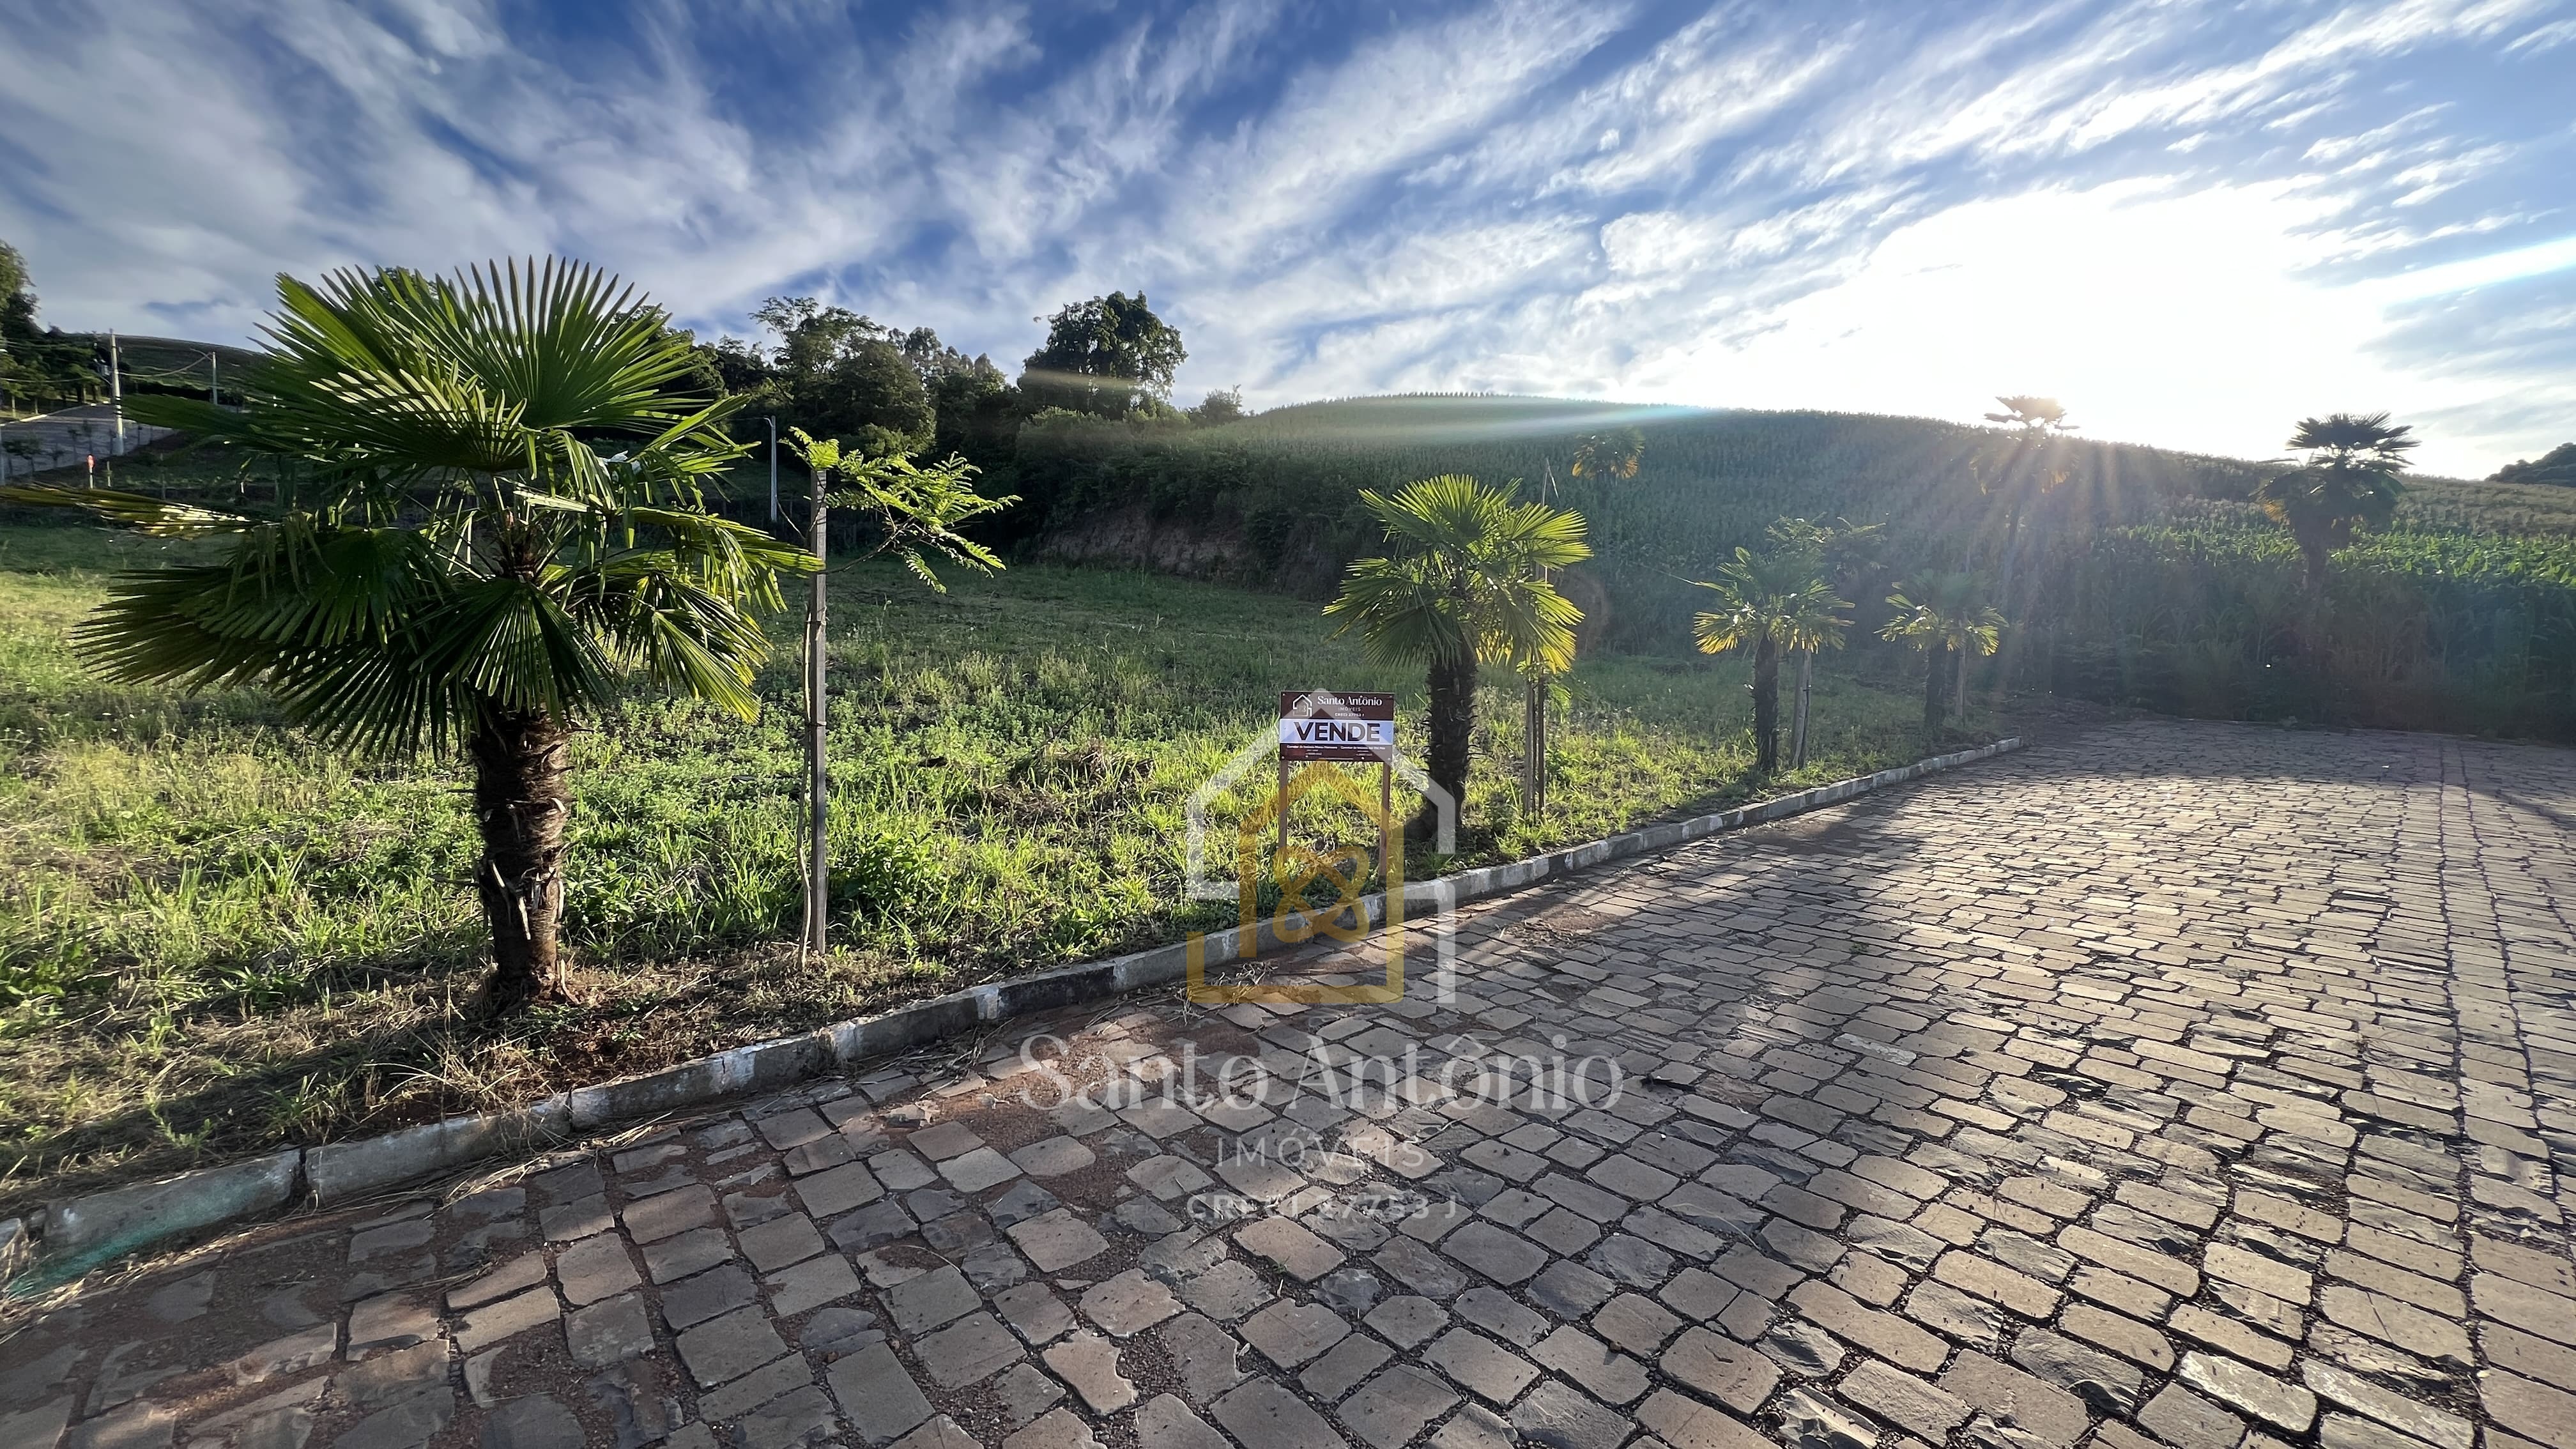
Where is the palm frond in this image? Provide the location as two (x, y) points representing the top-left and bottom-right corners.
(1880, 571), (2005, 655)
(1690, 546), (1850, 657)
(1330, 475), (1588, 670)
(0, 485), (257, 536)
(56, 257), (803, 755)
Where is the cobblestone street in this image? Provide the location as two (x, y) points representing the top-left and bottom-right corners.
(5, 719), (2573, 1449)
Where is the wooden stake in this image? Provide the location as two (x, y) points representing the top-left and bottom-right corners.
(1380, 759), (1395, 889)
(804, 463), (829, 956)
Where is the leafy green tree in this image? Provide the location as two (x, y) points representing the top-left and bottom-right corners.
(1881, 572), (2005, 730)
(2491, 441), (2576, 487)
(0, 239), (93, 411)
(811, 341), (936, 457)
(701, 334), (778, 395)
(1189, 387), (1247, 426)
(1324, 477), (1589, 836)
(0, 239), (35, 343)
(6, 260), (822, 1012)
(1021, 292), (1186, 417)
(742, 299), (937, 457)
(658, 322), (727, 402)
(2253, 412), (2416, 589)
(923, 355), (1020, 482)
(1691, 547), (1850, 772)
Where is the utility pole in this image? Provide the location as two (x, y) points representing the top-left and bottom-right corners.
(802, 457), (829, 956)
(767, 416), (779, 526)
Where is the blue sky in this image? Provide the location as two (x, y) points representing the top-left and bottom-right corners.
(3, 0), (2570, 475)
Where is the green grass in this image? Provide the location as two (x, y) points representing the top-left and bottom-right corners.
(0, 523), (1948, 1208)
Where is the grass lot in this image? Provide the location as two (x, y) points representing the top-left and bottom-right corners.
(1, 520), (1952, 1209)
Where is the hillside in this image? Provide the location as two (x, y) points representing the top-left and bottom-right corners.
(1013, 396), (2268, 641)
(1003, 394), (2576, 735)
(1019, 394), (2575, 572)
(13, 392), (2572, 735)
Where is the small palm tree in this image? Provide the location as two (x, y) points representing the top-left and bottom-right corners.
(1692, 548), (1850, 772)
(1763, 517), (1883, 765)
(2253, 412), (2416, 590)
(1881, 572), (2005, 730)
(1325, 477), (1589, 837)
(1569, 427), (1644, 480)
(4, 260), (995, 1013)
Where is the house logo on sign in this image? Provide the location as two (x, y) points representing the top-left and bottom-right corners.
(1181, 689), (1455, 1006)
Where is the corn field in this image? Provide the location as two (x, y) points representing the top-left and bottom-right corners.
(1009, 395), (2576, 737)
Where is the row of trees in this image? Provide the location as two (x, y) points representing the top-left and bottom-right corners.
(693, 289), (1243, 493)
(1315, 470), (2005, 846)
(0, 240), (111, 414)
(1326, 400), (2437, 826)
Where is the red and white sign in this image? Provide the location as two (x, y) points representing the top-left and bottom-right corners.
(1278, 689), (1397, 761)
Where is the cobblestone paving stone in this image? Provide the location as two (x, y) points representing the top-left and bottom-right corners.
(6, 721), (2574, 1449)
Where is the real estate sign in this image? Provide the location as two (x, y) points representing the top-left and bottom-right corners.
(1278, 689), (1397, 760)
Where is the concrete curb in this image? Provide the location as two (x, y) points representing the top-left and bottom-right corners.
(8, 736), (2020, 1285)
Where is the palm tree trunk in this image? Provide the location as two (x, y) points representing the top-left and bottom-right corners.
(1954, 643), (1972, 726)
(470, 703), (571, 1012)
(1419, 652), (1476, 839)
(1996, 509), (2021, 604)
(1991, 512), (2024, 712)
(1922, 644), (1949, 731)
(1751, 636), (1780, 772)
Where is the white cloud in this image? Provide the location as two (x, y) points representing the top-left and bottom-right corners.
(0, 0), (2566, 475)
(1156, 0), (1629, 268)
(1609, 180), (2567, 475)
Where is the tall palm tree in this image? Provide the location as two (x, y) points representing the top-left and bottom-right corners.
(1692, 547), (1850, 772)
(2253, 412), (2416, 590)
(1982, 395), (2074, 433)
(1522, 427), (1641, 815)
(1326, 476), (1589, 837)
(1881, 572), (2005, 730)
(4, 260), (988, 1012)
(1969, 407), (2074, 709)
(1764, 518), (1882, 765)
